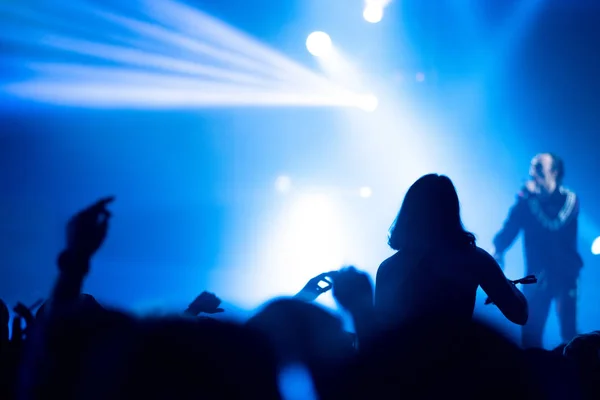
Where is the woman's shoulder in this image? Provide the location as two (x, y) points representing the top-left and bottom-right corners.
(377, 252), (404, 276)
(465, 246), (498, 267)
(473, 246), (495, 259)
(378, 253), (398, 269)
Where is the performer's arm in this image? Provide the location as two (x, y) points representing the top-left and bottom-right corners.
(561, 192), (584, 275)
(493, 193), (527, 256)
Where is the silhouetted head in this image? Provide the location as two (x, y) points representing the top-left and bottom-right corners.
(119, 317), (281, 400)
(247, 298), (353, 367)
(388, 174), (475, 251)
(247, 298), (354, 400)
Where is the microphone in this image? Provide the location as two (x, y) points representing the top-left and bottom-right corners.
(513, 275), (537, 285)
(485, 275), (537, 305)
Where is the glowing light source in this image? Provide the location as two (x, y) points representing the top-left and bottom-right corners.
(0, 0), (365, 110)
(247, 192), (346, 310)
(363, 4), (384, 23)
(359, 187), (372, 198)
(592, 236), (600, 255)
(306, 31), (333, 58)
(356, 94), (379, 112)
(416, 72), (426, 82)
(280, 194), (345, 283)
(275, 175), (292, 193)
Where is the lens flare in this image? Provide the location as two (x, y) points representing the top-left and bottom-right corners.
(363, 5), (384, 23)
(305, 31), (333, 58)
(592, 236), (600, 255)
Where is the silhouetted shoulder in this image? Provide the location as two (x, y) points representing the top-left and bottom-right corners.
(376, 252), (403, 281)
(378, 254), (395, 269)
(467, 246), (500, 270)
(473, 246), (496, 260)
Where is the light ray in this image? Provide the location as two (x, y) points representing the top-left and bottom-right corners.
(95, 11), (290, 81)
(4, 82), (359, 108)
(0, 0), (370, 110)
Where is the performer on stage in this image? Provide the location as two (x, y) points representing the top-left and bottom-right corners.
(493, 153), (583, 348)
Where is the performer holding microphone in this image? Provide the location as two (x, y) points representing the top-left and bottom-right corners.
(493, 153), (583, 348)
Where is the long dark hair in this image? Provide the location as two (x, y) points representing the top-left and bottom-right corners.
(388, 174), (476, 251)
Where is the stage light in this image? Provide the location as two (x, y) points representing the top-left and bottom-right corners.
(359, 187), (372, 198)
(275, 175), (292, 193)
(306, 31), (332, 58)
(0, 0), (365, 109)
(283, 194), (345, 277)
(357, 94), (379, 112)
(592, 236), (600, 255)
(248, 192), (346, 310)
(363, 4), (384, 23)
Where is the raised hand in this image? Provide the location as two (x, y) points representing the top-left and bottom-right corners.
(294, 273), (332, 302)
(329, 266), (373, 313)
(66, 196), (115, 258)
(58, 197), (115, 276)
(186, 291), (224, 316)
(13, 302), (36, 335)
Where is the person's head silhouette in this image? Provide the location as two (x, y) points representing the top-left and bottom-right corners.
(388, 174), (475, 251)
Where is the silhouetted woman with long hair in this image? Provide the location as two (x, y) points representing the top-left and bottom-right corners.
(375, 174), (528, 330)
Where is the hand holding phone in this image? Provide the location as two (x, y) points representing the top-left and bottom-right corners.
(295, 273), (333, 302)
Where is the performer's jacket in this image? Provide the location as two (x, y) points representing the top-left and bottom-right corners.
(493, 186), (583, 286)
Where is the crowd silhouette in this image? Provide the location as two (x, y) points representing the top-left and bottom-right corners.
(1, 174), (597, 399)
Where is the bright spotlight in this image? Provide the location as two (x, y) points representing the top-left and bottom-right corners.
(275, 175), (292, 193)
(357, 94), (379, 112)
(592, 236), (600, 255)
(306, 31), (333, 58)
(0, 0), (367, 110)
(359, 187), (372, 198)
(284, 194), (345, 271)
(363, 4), (384, 23)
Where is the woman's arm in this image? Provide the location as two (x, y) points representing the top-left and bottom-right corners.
(474, 248), (529, 325)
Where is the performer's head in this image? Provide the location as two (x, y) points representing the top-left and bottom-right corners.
(529, 153), (564, 193)
(388, 174), (475, 251)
